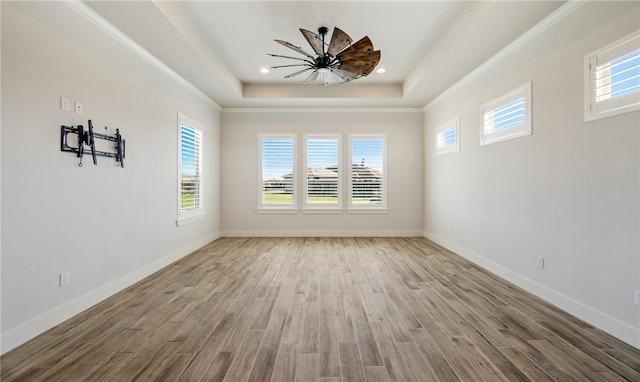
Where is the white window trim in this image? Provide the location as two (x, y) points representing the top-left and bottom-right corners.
(176, 113), (204, 226)
(435, 117), (460, 155)
(348, 133), (388, 213)
(584, 30), (640, 122)
(480, 82), (532, 146)
(303, 133), (343, 212)
(258, 133), (298, 212)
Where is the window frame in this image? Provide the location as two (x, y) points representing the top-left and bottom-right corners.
(303, 133), (343, 213)
(258, 133), (298, 213)
(435, 117), (460, 155)
(480, 82), (532, 146)
(177, 113), (204, 226)
(348, 133), (388, 213)
(584, 30), (640, 122)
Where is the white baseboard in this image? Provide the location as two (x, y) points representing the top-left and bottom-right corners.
(1, 232), (220, 354)
(424, 231), (640, 349)
(221, 229), (424, 237)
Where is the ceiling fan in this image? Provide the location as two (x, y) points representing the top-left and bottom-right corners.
(268, 26), (381, 85)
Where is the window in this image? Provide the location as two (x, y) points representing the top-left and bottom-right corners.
(348, 134), (387, 211)
(304, 134), (342, 211)
(585, 30), (640, 121)
(259, 134), (297, 211)
(481, 82), (532, 145)
(435, 118), (460, 155)
(177, 113), (203, 225)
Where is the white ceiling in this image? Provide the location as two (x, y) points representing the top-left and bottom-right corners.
(84, 1), (566, 109)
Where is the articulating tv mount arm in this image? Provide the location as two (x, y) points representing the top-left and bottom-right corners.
(60, 119), (125, 167)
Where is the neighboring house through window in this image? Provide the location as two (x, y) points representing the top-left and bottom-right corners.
(304, 134), (342, 211)
(348, 134), (387, 212)
(259, 134), (297, 212)
(177, 113), (203, 225)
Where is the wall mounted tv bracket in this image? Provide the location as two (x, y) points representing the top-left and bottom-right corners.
(61, 120), (125, 167)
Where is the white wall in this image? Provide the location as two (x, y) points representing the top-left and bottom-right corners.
(221, 110), (424, 236)
(424, 1), (639, 347)
(1, 2), (221, 353)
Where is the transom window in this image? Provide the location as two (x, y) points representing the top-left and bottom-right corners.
(585, 30), (640, 121)
(435, 118), (460, 155)
(481, 82), (532, 145)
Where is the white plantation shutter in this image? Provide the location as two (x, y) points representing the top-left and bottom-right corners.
(435, 118), (459, 155)
(481, 82), (532, 145)
(177, 114), (204, 225)
(259, 134), (296, 209)
(585, 30), (640, 121)
(305, 135), (341, 208)
(349, 135), (386, 210)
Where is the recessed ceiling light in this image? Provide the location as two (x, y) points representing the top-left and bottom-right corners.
(376, 68), (386, 74)
(260, 68), (269, 74)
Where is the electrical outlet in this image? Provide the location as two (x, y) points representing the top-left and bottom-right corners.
(537, 256), (544, 269)
(59, 272), (70, 287)
(634, 289), (640, 306)
(75, 101), (83, 115)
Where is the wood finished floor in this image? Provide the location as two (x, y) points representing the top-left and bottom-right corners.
(2, 237), (639, 382)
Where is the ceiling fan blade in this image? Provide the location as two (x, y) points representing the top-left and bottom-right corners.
(271, 64), (312, 69)
(274, 39), (315, 59)
(267, 53), (314, 64)
(327, 27), (353, 56)
(339, 49), (381, 64)
(331, 68), (359, 83)
(303, 70), (319, 83)
(322, 71), (342, 86)
(284, 67), (313, 79)
(337, 49), (381, 63)
(300, 29), (324, 55)
(336, 36), (375, 62)
(339, 50), (381, 77)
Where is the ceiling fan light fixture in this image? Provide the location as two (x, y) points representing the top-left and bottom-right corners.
(268, 26), (381, 85)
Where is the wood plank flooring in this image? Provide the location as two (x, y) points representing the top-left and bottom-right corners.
(2, 237), (639, 381)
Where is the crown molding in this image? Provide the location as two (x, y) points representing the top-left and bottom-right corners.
(424, 0), (586, 112)
(63, 0), (220, 110)
(223, 107), (423, 114)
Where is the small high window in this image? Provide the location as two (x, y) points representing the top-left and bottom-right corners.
(481, 82), (532, 145)
(584, 30), (640, 121)
(435, 118), (460, 155)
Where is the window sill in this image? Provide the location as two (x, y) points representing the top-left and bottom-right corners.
(302, 208), (344, 214)
(347, 208), (388, 214)
(257, 208), (299, 214)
